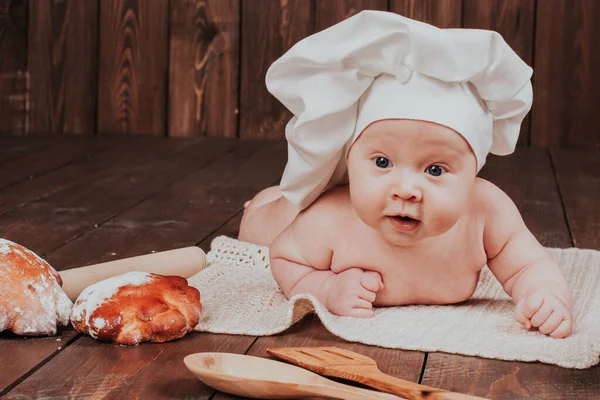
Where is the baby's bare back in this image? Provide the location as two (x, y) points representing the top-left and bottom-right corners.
(238, 186), (300, 247)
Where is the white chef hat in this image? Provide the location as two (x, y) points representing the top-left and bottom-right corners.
(266, 10), (533, 209)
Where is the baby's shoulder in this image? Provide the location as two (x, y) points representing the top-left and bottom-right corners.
(472, 177), (515, 216)
(289, 186), (353, 236)
(472, 177), (525, 245)
(303, 185), (352, 217)
(272, 187), (350, 267)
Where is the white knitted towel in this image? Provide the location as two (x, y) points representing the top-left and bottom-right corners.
(188, 236), (600, 369)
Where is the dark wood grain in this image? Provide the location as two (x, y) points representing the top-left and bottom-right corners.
(44, 140), (286, 270)
(0, 0), (28, 134)
(420, 148), (589, 399)
(0, 328), (79, 396)
(463, 0), (535, 146)
(0, 133), (55, 165)
(552, 149), (600, 250)
(532, 0), (600, 149)
(0, 138), (235, 257)
(239, 0), (313, 139)
(213, 314), (425, 400)
(390, 0), (462, 28)
(5, 316), (255, 400)
(315, 0), (387, 31)
(97, 0), (168, 135)
(0, 136), (118, 190)
(463, 0), (534, 64)
(28, 0), (98, 134)
(169, 0), (240, 138)
(197, 212), (242, 252)
(0, 136), (198, 217)
(422, 355), (600, 400)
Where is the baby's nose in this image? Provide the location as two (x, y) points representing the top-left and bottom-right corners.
(391, 178), (422, 202)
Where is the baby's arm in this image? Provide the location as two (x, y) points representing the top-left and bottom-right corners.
(269, 197), (382, 318)
(481, 181), (573, 338)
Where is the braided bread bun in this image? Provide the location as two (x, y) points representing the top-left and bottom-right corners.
(70, 272), (201, 345)
(0, 239), (72, 336)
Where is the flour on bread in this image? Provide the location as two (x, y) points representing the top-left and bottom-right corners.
(71, 271), (153, 337)
(0, 239), (73, 335)
(70, 272), (202, 345)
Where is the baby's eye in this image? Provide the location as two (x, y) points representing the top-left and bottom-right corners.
(374, 157), (392, 169)
(426, 165), (446, 176)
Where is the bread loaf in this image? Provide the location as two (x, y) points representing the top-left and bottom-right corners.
(70, 272), (202, 345)
(0, 239), (72, 335)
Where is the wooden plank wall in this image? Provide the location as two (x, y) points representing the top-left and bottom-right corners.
(0, 0), (28, 134)
(0, 0), (598, 149)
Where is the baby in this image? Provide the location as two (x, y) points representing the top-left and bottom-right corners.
(239, 11), (573, 338)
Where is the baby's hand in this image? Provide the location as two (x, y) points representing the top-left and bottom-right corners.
(326, 268), (383, 318)
(514, 290), (573, 338)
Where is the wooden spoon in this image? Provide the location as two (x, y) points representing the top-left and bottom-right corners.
(183, 352), (402, 399)
(267, 347), (488, 400)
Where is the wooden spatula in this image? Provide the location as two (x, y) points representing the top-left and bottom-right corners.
(266, 347), (488, 400)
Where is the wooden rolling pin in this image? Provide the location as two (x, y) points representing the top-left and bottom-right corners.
(58, 246), (208, 301)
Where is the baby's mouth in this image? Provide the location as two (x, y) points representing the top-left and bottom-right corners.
(390, 215), (421, 232)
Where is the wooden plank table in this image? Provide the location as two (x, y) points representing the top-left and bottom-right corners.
(0, 134), (598, 399)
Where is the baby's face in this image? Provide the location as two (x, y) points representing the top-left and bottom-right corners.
(346, 119), (477, 246)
